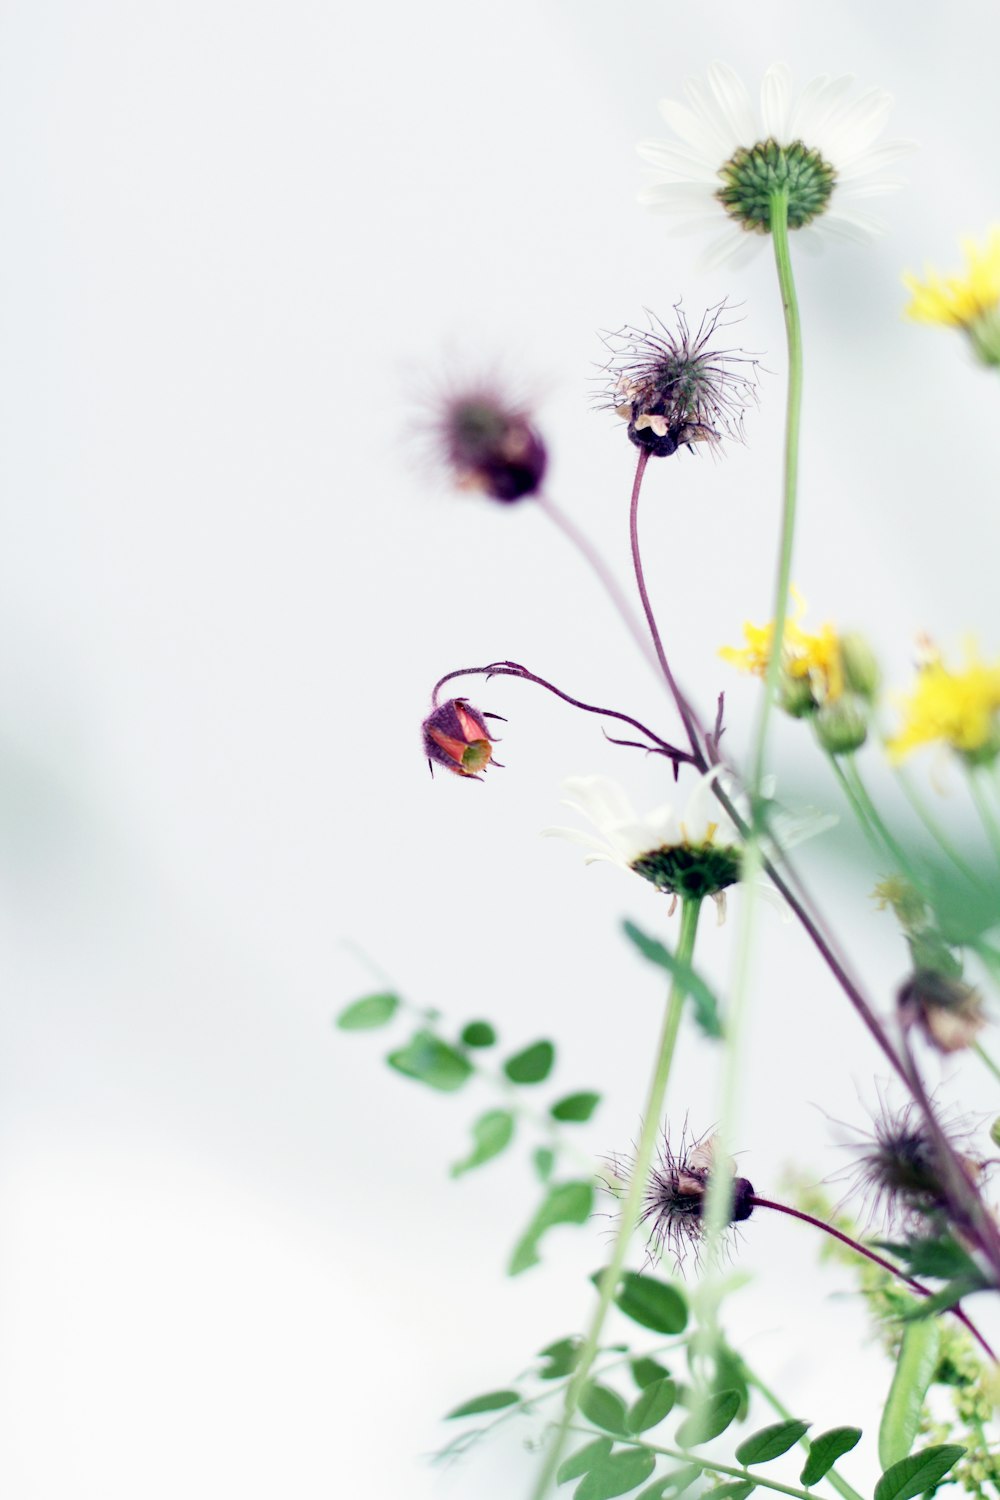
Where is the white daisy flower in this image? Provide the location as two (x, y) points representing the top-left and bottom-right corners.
(543, 769), (836, 920)
(637, 62), (913, 266)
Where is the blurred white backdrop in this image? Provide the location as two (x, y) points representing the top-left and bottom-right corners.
(2, 1), (1000, 1495)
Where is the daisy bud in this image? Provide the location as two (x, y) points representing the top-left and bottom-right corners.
(422, 698), (499, 779)
(813, 696), (870, 755)
(433, 387), (547, 503)
(840, 633), (880, 702)
(898, 969), (986, 1054)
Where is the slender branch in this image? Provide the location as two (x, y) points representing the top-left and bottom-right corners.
(430, 661), (695, 768)
(564, 1426), (822, 1500)
(749, 1196), (996, 1362)
(528, 899), (703, 1500)
(535, 491), (659, 672)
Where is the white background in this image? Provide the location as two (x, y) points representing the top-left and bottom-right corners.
(2, 2), (1000, 1496)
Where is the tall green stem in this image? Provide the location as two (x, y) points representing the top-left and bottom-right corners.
(527, 898), (703, 1500)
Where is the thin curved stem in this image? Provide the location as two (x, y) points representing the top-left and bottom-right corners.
(563, 1426), (822, 1500)
(892, 759), (983, 886)
(843, 755), (917, 877)
(535, 491), (659, 672)
(749, 1196), (996, 1362)
(968, 769), (1000, 875)
(527, 898), (703, 1500)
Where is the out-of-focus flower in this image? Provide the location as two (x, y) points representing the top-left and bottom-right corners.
(898, 969), (986, 1055)
(846, 1101), (984, 1234)
(422, 698), (501, 779)
(600, 303), (758, 458)
(721, 595), (877, 752)
(606, 1127), (754, 1267)
(904, 228), (1000, 366)
(429, 381), (547, 502)
(637, 62), (911, 266)
(886, 640), (1000, 765)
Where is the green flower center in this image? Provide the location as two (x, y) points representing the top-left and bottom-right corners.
(630, 842), (742, 900)
(716, 139), (836, 233)
(461, 739), (492, 772)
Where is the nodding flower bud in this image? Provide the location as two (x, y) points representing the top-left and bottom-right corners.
(839, 632), (880, 702)
(898, 968), (986, 1054)
(608, 1128), (754, 1267)
(434, 388), (547, 503)
(422, 698), (501, 779)
(813, 695), (870, 755)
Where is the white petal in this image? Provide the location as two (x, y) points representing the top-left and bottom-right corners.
(820, 89), (893, 161)
(635, 139), (720, 180)
(760, 62), (793, 140)
(835, 140), (915, 179)
(540, 824), (611, 854)
(560, 775), (635, 832)
(681, 75), (745, 160)
(789, 74), (853, 147)
(636, 180), (721, 208)
(704, 62), (759, 150)
(658, 97), (726, 158)
(700, 227), (765, 268)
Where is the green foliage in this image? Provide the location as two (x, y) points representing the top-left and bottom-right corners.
(873, 1444), (965, 1500)
(611, 1271), (688, 1335)
(450, 1108), (515, 1177)
(444, 1388), (520, 1418)
(622, 920), (723, 1039)
(879, 1319), (942, 1469)
(798, 1427), (862, 1485)
(461, 1020), (497, 1048)
(551, 1091), (602, 1123)
(735, 1420), (810, 1465)
(557, 1438), (614, 1483)
(674, 1390), (742, 1447)
(537, 1336), (582, 1381)
(386, 1029), (473, 1091)
(574, 1448), (656, 1500)
(508, 1180), (594, 1275)
(579, 1382), (629, 1434)
(631, 1358), (671, 1389)
(503, 1039), (556, 1084)
(626, 1376), (677, 1433)
(710, 1484), (754, 1500)
(335, 991), (399, 1029)
(533, 1147), (556, 1181)
(636, 1467), (701, 1499)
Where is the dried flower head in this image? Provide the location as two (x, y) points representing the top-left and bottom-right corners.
(607, 1126), (755, 1267)
(422, 697), (504, 779)
(844, 1100), (984, 1234)
(898, 969), (986, 1055)
(599, 304), (758, 458)
(427, 378), (547, 503)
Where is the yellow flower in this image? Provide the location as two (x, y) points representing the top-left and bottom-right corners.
(720, 591), (845, 713)
(903, 229), (1000, 364)
(886, 642), (1000, 763)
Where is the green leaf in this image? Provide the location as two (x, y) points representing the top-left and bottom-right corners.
(710, 1485), (754, 1500)
(557, 1438), (614, 1484)
(538, 1336), (581, 1381)
(631, 1358), (670, 1389)
(736, 1420), (810, 1466)
(335, 991), (399, 1030)
(508, 1180), (593, 1276)
(613, 1271), (688, 1335)
(622, 921), (723, 1039)
(533, 1147), (556, 1181)
(386, 1030), (473, 1091)
(503, 1039), (555, 1084)
(800, 1428), (862, 1486)
(551, 1091), (602, 1123)
(578, 1383), (628, 1434)
(879, 1319), (942, 1470)
(461, 1020), (497, 1048)
(877, 1234), (982, 1281)
(575, 1448), (656, 1500)
(445, 1388), (520, 1418)
(674, 1390), (741, 1448)
(874, 1444), (965, 1500)
(450, 1109), (515, 1178)
(636, 1467), (701, 1500)
(627, 1377), (677, 1433)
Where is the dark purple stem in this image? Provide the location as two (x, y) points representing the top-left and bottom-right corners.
(751, 1195), (997, 1363)
(431, 661), (697, 769)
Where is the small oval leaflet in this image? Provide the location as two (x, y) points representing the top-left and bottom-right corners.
(461, 1019), (497, 1048)
(674, 1389), (742, 1448)
(450, 1109), (515, 1178)
(613, 1271), (688, 1335)
(508, 1180), (593, 1276)
(710, 1484), (755, 1500)
(538, 1336), (581, 1381)
(799, 1428), (862, 1486)
(445, 1388), (520, 1419)
(575, 1448), (656, 1500)
(551, 1091), (601, 1123)
(636, 1465), (702, 1500)
(627, 1376), (677, 1434)
(387, 1030), (473, 1091)
(735, 1419), (810, 1465)
(873, 1444), (965, 1500)
(557, 1437), (614, 1484)
(631, 1356), (671, 1389)
(578, 1382), (628, 1435)
(503, 1039), (556, 1084)
(335, 992), (399, 1030)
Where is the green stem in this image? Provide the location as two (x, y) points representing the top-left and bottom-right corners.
(527, 898), (703, 1500)
(968, 769), (1000, 874)
(747, 187), (803, 810)
(564, 1426), (819, 1500)
(842, 754), (920, 879)
(973, 1040), (1000, 1087)
(891, 760), (982, 885)
(826, 749), (890, 865)
(741, 1363), (864, 1500)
